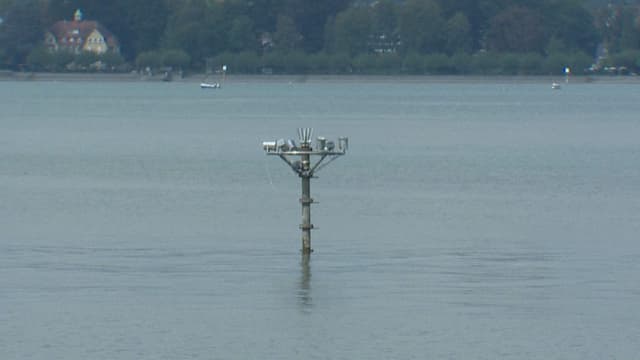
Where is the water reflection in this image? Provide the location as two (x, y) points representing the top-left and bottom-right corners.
(298, 252), (312, 312)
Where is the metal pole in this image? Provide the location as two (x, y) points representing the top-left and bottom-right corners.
(263, 129), (346, 254)
(300, 150), (313, 253)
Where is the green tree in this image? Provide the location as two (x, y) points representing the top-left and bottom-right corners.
(23, 0), (626, 75)
(543, 50), (591, 74)
(398, 0), (445, 54)
(542, 0), (600, 55)
(43, 0), (76, 23)
(351, 53), (375, 73)
(228, 15), (256, 52)
(231, 50), (260, 73)
(375, 52), (402, 73)
(402, 51), (424, 73)
(446, 0), (513, 51)
(210, 51), (235, 72)
(0, 0), (44, 68)
(372, 0), (397, 40)
(245, 0), (286, 34)
(593, 3), (637, 54)
(75, 51), (99, 70)
(546, 36), (568, 55)
(283, 0), (351, 52)
(486, 6), (545, 53)
(327, 52), (351, 73)
(445, 12), (472, 54)
(307, 51), (330, 72)
(163, 0), (225, 67)
(50, 51), (74, 71)
(470, 51), (502, 74)
(332, 6), (372, 56)
(281, 50), (308, 73)
(99, 51), (125, 70)
(619, 9), (640, 50)
(519, 52), (544, 74)
(607, 49), (640, 71)
(273, 15), (300, 52)
(135, 50), (162, 70)
(26, 45), (51, 70)
(122, 0), (170, 56)
(499, 53), (520, 75)
(0, 0), (15, 12)
(261, 50), (286, 72)
(162, 49), (190, 69)
(451, 51), (472, 73)
(424, 53), (451, 73)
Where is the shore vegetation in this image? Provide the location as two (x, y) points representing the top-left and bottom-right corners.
(1, 0), (639, 76)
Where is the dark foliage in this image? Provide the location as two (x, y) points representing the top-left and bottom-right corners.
(1, 0), (638, 74)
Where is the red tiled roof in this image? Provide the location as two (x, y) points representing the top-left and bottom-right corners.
(48, 20), (119, 49)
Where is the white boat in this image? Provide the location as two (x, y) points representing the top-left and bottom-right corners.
(200, 82), (221, 89)
(551, 82), (561, 89)
(201, 65), (226, 89)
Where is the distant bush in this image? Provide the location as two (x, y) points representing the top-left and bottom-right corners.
(161, 49), (190, 69)
(543, 51), (591, 75)
(232, 51), (261, 73)
(27, 47), (125, 72)
(135, 51), (162, 71)
(500, 53), (520, 75)
(402, 52), (424, 74)
(352, 53), (377, 74)
(451, 52), (472, 74)
(26, 46), (52, 71)
(375, 53), (402, 74)
(24, 46), (606, 76)
(307, 52), (331, 73)
(261, 51), (286, 73)
(519, 53), (544, 75)
(74, 51), (99, 68)
(51, 52), (75, 71)
(424, 53), (452, 74)
(606, 50), (640, 73)
(210, 52), (235, 72)
(470, 52), (502, 75)
(200, 51), (599, 76)
(328, 53), (352, 74)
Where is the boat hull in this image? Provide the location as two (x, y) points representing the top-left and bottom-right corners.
(200, 83), (221, 89)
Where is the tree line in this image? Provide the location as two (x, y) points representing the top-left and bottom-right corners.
(1, 0), (640, 75)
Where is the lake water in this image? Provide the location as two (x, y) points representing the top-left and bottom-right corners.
(1, 77), (640, 359)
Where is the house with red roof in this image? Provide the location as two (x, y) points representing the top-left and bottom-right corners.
(45, 9), (120, 55)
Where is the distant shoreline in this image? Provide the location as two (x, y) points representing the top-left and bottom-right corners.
(1, 70), (639, 84)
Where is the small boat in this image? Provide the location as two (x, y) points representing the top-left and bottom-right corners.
(201, 65), (226, 89)
(200, 82), (221, 89)
(551, 82), (561, 90)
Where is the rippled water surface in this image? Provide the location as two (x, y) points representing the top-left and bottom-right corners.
(2, 78), (640, 359)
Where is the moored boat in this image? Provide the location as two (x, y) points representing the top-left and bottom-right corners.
(200, 82), (221, 89)
(201, 65), (226, 89)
